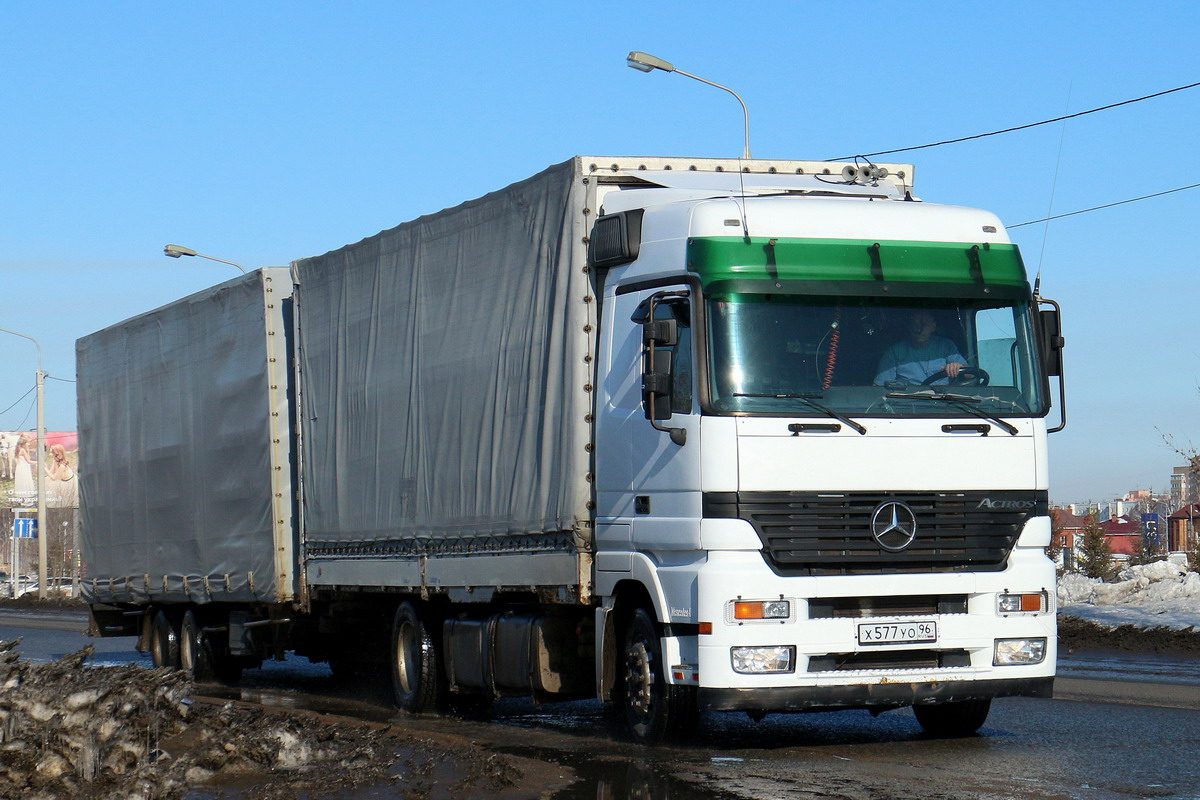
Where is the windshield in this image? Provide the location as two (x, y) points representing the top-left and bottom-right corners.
(706, 293), (1046, 417)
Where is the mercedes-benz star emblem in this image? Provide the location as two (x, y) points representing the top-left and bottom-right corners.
(870, 501), (918, 552)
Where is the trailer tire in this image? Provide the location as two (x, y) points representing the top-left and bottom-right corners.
(390, 602), (443, 713)
(621, 607), (697, 745)
(179, 610), (242, 684)
(913, 697), (992, 737)
(150, 610), (180, 670)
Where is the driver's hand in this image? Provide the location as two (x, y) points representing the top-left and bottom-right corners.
(944, 361), (965, 378)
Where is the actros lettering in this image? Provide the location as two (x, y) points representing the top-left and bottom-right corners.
(976, 498), (1036, 510)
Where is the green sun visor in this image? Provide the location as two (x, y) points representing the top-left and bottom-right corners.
(687, 237), (1029, 296)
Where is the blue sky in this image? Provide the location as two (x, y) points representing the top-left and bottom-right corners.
(1, 2), (1197, 503)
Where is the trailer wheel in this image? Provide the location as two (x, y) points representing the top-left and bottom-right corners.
(621, 607), (697, 744)
(390, 602), (443, 713)
(150, 610), (180, 670)
(180, 610), (243, 685)
(912, 697), (992, 737)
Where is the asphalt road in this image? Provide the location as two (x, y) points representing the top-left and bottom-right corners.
(4, 608), (1199, 800)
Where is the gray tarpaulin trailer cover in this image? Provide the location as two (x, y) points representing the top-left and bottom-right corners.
(80, 158), (596, 604)
(292, 158), (594, 555)
(78, 269), (295, 604)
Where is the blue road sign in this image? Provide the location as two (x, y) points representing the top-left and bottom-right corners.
(13, 518), (37, 539)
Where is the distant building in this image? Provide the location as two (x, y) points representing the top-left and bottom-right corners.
(1167, 504), (1200, 553)
(1100, 515), (1142, 557)
(1171, 466), (1196, 507)
(1051, 508), (1089, 570)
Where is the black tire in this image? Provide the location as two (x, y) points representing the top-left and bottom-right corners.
(150, 609), (180, 670)
(912, 697), (992, 737)
(621, 607), (698, 745)
(180, 610), (243, 685)
(390, 601), (444, 713)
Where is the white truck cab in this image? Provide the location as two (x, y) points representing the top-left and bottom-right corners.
(586, 157), (1063, 742)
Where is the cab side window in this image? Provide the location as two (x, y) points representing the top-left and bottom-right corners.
(660, 301), (693, 414)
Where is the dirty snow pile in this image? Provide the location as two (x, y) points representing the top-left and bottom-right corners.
(0, 640), (517, 800)
(1057, 560), (1200, 631)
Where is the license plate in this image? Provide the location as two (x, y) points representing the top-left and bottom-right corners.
(857, 621), (937, 646)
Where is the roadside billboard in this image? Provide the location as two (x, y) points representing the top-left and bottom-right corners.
(1, 432), (79, 509)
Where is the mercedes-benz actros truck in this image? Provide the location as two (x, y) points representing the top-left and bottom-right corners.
(81, 156), (1065, 743)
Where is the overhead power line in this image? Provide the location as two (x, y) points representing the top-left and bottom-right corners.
(1009, 182), (1200, 228)
(831, 79), (1200, 160)
(0, 385), (35, 417)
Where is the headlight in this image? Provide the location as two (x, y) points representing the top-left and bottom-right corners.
(731, 646), (795, 674)
(730, 599), (791, 621)
(997, 592), (1047, 614)
(994, 638), (1047, 666)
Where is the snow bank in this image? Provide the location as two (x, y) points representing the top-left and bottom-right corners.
(1057, 561), (1200, 631)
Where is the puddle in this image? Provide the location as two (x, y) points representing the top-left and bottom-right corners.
(496, 746), (736, 800)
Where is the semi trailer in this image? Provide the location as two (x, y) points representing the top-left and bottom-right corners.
(80, 156), (1065, 743)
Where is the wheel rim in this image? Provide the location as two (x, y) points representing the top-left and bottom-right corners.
(395, 618), (416, 695)
(625, 637), (654, 721)
(152, 617), (177, 668)
(181, 625), (195, 671)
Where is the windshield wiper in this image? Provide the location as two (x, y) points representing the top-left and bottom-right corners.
(733, 393), (867, 435)
(885, 391), (1019, 436)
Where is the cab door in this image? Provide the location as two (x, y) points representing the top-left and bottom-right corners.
(595, 286), (702, 551)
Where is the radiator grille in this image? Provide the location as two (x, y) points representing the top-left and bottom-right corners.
(704, 490), (1047, 576)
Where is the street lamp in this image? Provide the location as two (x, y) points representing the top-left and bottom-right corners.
(626, 50), (753, 159)
(163, 244), (247, 274)
(0, 326), (47, 600)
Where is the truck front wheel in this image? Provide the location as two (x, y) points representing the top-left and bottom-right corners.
(390, 601), (443, 713)
(912, 697), (992, 737)
(621, 607), (697, 744)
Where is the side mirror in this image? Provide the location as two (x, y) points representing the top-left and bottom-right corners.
(642, 351), (673, 421)
(1039, 308), (1065, 377)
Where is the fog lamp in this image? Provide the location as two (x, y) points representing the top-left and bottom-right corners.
(998, 592), (1046, 614)
(993, 638), (1047, 666)
(732, 599), (791, 620)
(731, 646), (795, 674)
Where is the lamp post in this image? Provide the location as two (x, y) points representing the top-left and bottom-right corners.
(0, 326), (47, 600)
(163, 244), (247, 274)
(627, 50), (753, 159)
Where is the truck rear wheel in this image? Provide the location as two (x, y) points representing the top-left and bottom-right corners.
(912, 697), (992, 737)
(180, 610), (243, 685)
(390, 601), (444, 713)
(150, 610), (180, 670)
(621, 607), (697, 744)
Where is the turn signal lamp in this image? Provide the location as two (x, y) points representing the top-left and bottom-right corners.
(733, 600), (791, 620)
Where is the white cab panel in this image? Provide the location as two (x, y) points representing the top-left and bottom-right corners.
(736, 417), (1039, 492)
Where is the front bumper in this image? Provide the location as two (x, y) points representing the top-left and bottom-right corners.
(699, 676), (1053, 713)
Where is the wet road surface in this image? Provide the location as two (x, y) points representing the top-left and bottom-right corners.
(5, 608), (1200, 800)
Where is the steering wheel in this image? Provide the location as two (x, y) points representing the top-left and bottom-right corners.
(921, 366), (989, 387)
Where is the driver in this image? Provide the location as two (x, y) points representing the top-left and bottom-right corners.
(873, 310), (968, 385)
